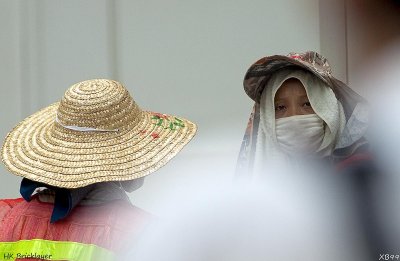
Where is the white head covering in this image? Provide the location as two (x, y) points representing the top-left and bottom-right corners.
(253, 69), (346, 175)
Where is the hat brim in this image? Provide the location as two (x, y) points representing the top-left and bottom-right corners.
(243, 55), (332, 103)
(1, 103), (197, 188)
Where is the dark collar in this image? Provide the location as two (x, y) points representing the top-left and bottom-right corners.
(20, 178), (95, 223)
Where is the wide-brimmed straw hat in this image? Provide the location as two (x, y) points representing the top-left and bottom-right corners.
(1, 79), (197, 188)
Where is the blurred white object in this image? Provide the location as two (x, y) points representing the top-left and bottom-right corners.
(124, 167), (370, 261)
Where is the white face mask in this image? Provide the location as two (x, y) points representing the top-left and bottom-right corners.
(275, 114), (325, 155)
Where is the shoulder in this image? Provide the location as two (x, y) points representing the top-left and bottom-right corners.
(334, 142), (377, 175)
(0, 198), (25, 207)
(0, 198), (25, 221)
(336, 152), (374, 172)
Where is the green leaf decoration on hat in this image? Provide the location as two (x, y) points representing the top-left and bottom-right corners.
(151, 114), (185, 131)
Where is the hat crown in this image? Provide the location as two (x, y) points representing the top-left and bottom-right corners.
(288, 51), (332, 75)
(56, 79), (142, 131)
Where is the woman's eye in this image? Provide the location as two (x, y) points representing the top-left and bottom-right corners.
(275, 105), (286, 111)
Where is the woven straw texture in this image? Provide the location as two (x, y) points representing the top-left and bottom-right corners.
(1, 79), (197, 188)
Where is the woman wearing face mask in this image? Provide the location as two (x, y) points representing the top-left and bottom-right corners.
(236, 51), (370, 177)
(235, 51), (385, 259)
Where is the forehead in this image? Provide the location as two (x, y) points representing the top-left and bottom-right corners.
(275, 78), (307, 98)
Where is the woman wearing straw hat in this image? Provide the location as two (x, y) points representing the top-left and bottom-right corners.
(235, 51), (383, 257)
(0, 79), (197, 260)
